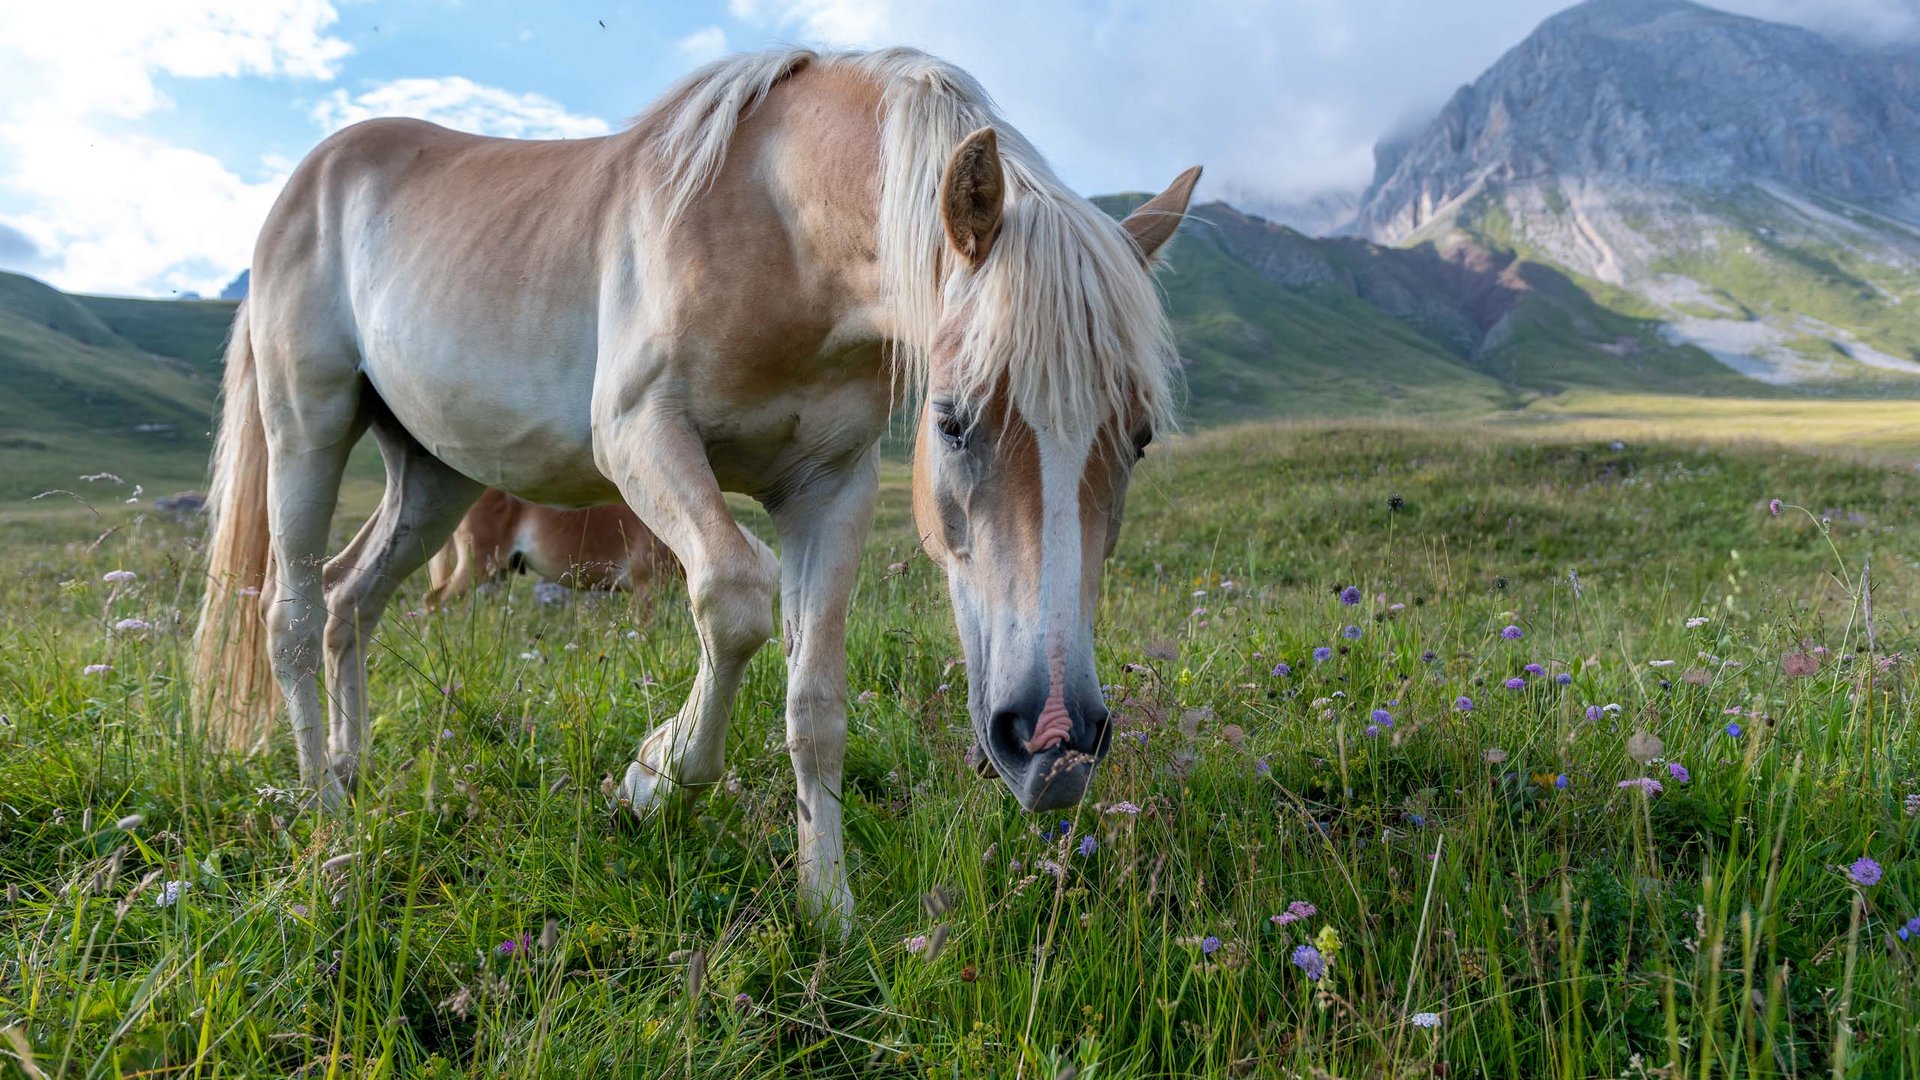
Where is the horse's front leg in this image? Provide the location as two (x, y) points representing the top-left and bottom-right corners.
(769, 447), (880, 927)
(602, 412), (779, 810)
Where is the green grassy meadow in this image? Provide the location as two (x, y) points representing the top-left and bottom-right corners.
(4, 422), (1919, 1077)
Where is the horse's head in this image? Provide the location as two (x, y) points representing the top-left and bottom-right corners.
(912, 126), (1198, 812)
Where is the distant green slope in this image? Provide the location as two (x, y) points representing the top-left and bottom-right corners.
(1104, 197), (1770, 425)
(76, 294), (235, 371)
(1427, 181), (1920, 392)
(0, 273), (230, 501)
(1097, 196), (1515, 422)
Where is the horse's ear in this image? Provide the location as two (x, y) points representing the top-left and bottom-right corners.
(941, 126), (1005, 270)
(1121, 165), (1202, 264)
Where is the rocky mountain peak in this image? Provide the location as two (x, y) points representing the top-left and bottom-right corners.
(1354, 0), (1920, 242)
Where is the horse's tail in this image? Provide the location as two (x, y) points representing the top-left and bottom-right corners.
(192, 301), (278, 753)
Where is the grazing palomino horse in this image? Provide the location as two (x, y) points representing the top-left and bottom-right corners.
(420, 488), (706, 609)
(193, 47), (1196, 922)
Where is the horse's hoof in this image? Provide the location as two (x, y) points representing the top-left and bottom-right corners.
(800, 877), (855, 937)
(298, 776), (351, 813)
(328, 757), (362, 797)
(614, 759), (679, 815)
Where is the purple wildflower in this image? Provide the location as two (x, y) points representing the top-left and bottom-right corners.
(1365, 724), (1381, 738)
(1504, 677), (1527, 691)
(1554, 773), (1569, 790)
(1105, 801), (1141, 815)
(1455, 696), (1474, 712)
(1617, 777), (1664, 795)
(1291, 944), (1327, 981)
(496, 933), (532, 957)
(1523, 663), (1545, 676)
(1313, 647), (1333, 662)
(1555, 673), (1572, 685)
(1271, 900), (1317, 926)
(1078, 835), (1098, 857)
(114, 617), (151, 632)
(1667, 763), (1690, 783)
(83, 663), (112, 675)
(1339, 585), (1362, 606)
(1271, 661), (1292, 677)
(1501, 625), (1524, 640)
(1849, 857), (1882, 887)
(1769, 498), (1782, 517)
(1371, 708), (1393, 726)
(1201, 935), (1222, 955)
(1585, 705), (1603, 722)
(1254, 758), (1271, 775)
(1725, 722), (1743, 738)
(1342, 624), (1362, 640)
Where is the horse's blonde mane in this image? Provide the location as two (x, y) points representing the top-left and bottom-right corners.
(634, 47), (1178, 436)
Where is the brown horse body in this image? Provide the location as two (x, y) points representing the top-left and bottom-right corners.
(422, 489), (677, 608)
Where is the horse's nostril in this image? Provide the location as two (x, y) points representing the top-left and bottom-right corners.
(1088, 707), (1113, 755)
(988, 710), (1027, 759)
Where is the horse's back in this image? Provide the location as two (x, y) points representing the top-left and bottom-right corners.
(255, 119), (627, 504)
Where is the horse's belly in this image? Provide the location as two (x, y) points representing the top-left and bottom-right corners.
(361, 329), (617, 506)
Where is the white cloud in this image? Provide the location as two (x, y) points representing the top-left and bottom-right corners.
(0, 0), (350, 295)
(0, 117), (285, 297)
(728, 0), (886, 45)
(312, 77), (611, 139)
(0, 0), (351, 118)
(675, 26), (732, 67)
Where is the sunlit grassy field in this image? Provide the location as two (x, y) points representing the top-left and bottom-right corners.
(4, 422), (1919, 1077)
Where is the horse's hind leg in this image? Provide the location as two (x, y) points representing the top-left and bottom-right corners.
(258, 346), (364, 806)
(322, 417), (481, 791)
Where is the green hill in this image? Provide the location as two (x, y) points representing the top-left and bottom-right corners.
(1121, 198), (1763, 413)
(0, 273), (232, 502)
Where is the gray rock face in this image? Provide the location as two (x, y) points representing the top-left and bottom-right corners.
(1355, 0), (1920, 241)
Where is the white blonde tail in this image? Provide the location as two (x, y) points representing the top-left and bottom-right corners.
(192, 302), (278, 752)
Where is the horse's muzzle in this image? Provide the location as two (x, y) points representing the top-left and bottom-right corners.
(980, 698), (1112, 811)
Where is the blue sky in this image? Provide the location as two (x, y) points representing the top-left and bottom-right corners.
(1, 0), (1911, 297)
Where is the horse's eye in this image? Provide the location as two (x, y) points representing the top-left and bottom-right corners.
(935, 409), (970, 451)
(1132, 428), (1153, 462)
